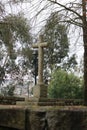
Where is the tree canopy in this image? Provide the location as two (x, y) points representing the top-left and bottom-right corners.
(41, 12), (77, 83)
(48, 69), (84, 99)
(43, 12), (69, 67)
(0, 13), (33, 96)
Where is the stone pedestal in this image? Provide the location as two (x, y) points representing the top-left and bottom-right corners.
(33, 83), (48, 98)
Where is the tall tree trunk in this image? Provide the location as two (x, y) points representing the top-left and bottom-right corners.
(82, 0), (87, 105)
(83, 25), (87, 105)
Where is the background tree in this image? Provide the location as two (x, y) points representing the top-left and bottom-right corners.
(48, 69), (84, 99)
(1, 84), (15, 96)
(41, 12), (77, 81)
(43, 12), (69, 70)
(46, 0), (87, 105)
(0, 13), (33, 96)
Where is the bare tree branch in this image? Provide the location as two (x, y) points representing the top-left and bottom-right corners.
(48, 0), (82, 20)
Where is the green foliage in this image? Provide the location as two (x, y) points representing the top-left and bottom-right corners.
(0, 14), (32, 60)
(42, 12), (69, 68)
(62, 54), (77, 71)
(48, 69), (84, 99)
(41, 12), (77, 84)
(7, 85), (15, 96)
(5, 14), (32, 44)
(1, 85), (15, 96)
(0, 14), (33, 86)
(42, 12), (77, 76)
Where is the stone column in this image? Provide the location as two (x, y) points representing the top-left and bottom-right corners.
(32, 35), (48, 98)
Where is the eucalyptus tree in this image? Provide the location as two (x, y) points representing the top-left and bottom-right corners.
(41, 12), (77, 81)
(0, 14), (33, 95)
(0, 0), (35, 96)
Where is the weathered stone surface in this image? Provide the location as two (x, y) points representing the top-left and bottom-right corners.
(29, 110), (46, 130)
(0, 96), (25, 105)
(0, 106), (87, 130)
(0, 108), (25, 130)
(46, 111), (71, 130)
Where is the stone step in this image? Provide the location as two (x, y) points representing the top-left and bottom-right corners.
(0, 96), (25, 105)
(17, 98), (83, 106)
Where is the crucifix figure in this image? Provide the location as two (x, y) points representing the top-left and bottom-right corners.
(32, 35), (48, 98)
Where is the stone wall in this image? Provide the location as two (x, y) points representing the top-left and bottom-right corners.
(0, 106), (87, 130)
(0, 96), (25, 105)
(0, 108), (25, 130)
(0, 127), (18, 130)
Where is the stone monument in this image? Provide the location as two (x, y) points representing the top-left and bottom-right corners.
(32, 35), (48, 99)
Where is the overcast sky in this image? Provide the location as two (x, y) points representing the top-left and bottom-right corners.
(4, 0), (84, 67)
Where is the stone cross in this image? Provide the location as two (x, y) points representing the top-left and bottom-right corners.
(32, 35), (48, 85)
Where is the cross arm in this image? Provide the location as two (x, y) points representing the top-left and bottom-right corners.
(32, 44), (38, 48)
(32, 42), (48, 48)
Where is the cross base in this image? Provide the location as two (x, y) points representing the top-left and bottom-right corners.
(33, 83), (48, 98)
